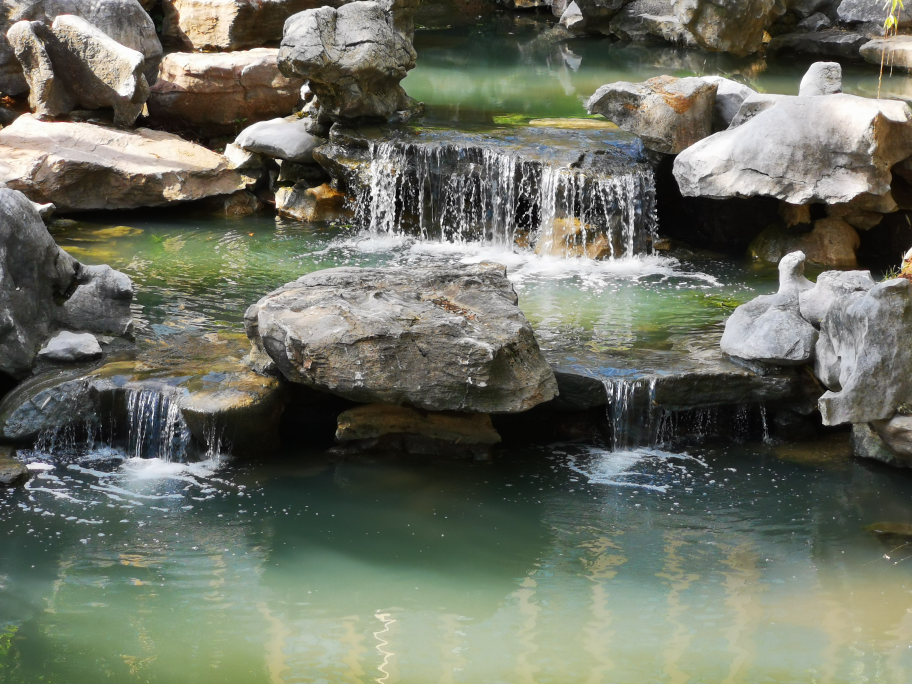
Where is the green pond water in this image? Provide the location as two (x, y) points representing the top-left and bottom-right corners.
(3, 16), (912, 684)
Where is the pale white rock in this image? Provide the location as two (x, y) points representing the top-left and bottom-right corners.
(860, 36), (912, 71)
(38, 331), (102, 362)
(728, 93), (789, 128)
(560, 1), (585, 28)
(798, 269), (875, 327)
(872, 414), (912, 458)
(235, 116), (324, 163)
(700, 75), (755, 130)
(798, 61), (841, 96)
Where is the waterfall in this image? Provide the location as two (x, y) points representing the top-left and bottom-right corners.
(125, 388), (191, 462)
(355, 138), (657, 257)
(603, 377), (657, 451)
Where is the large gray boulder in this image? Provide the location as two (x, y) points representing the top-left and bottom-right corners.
(8, 14), (150, 126)
(767, 30), (868, 60)
(0, 188), (133, 379)
(245, 263), (559, 413)
(147, 49), (304, 136)
(815, 278), (912, 426)
(674, 94), (912, 206)
(277, 0), (419, 123)
(0, 115), (252, 211)
(586, 75), (716, 154)
(0, 0), (162, 96)
(720, 251), (818, 366)
(672, 0), (777, 56)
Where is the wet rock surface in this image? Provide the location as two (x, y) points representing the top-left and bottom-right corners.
(0, 446), (29, 486)
(38, 331), (103, 363)
(245, 263), (559, 413)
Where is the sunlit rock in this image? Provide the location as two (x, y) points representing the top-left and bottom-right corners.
(798, 61), (841, 96)
(797, 269), (875, 327)
(672, 0), (776, 56)
(860, 35), (912, 70)
(0, 447), (29, 486)
(38, 331), (103, 363)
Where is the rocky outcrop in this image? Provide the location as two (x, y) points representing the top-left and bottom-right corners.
(674, 94), (912, 207)
(0, 0), (162, 97)
(720, 252), (818, 366)
(609, 0), (697, 46)
(162, 0), (326, 51)
(797, 269), (875, 326)
(836, 0), (912, 26)
(147, 49), (304, 136)
(672, 0), (777, 57)
(748, 217), (860, 268)
(245, 263), (559, 413)
(860, 36), (912, 70)
(0, 115), (252, 212)
(277, 0), (420, 123)
(586, 75), (716, 154)
(0, 188), (133, 380)
(8, 14), (150, 126)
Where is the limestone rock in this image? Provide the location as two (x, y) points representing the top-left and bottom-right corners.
(728, 93), (789, 128)
(235, 116), (324, 163)
(0, 115), (251, 212)
(148, 49), (304, 136)
(0, 447), (29, 486)
(672, 0), (777, 57)
(860, 36), (912, 71)
(37, 331), (102, 362)
(767, 30), (868, 59)
(0, 188), (133, 379)
(244, 263), (559, 413)
(852, 422), (905, 466)
(815, 278), (912, 425)
(278, 0), (419, 123)
(560, 1), (585, 28)
(0, 0), (162, 97)
(836, 0), (912, 26)
(585, 75), (716, 154)
(275, 182), (346, 221)
(336, 404), (502, 444)
(720, 251), (818, 365)
(748, 218), (860, 268)
(162, 0), (332, 51)
(798, 269), (875, 326)
(872, 414), (912, 459)
(798, 61), (841, 96)
(609, 0), (697, 46)
(700, 75), (755, 130)
(673, 94), (912, 206)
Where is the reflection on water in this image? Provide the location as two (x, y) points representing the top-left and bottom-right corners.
(2, 437), (912, 681)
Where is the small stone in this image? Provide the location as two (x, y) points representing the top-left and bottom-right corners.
(38, 331), (103, 363)
(235, 117), (325, 163)
(798, 61), (841, 97)
(0, 447), (29, 486)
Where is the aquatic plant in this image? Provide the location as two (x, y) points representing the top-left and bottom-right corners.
(878, 0), (906, 98)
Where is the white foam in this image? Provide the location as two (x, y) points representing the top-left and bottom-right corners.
(564, 446), (707, 492)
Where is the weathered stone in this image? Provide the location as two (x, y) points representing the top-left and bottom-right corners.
(223, 142), (265, 171)
(674, 95), (912, 206)
(148, 49), (304, 136)
(585, 75), (716, 154)
(700, 75), (755, 130)
(872, 413), (912, 459)
(797, 12), (831, 31)
(826, 203), (883, 230)
(0, 188), (133, 379)
(767, 30), (868, 59)
(672, 0), (776, 56)
(278, 0), (419, 123)
(852, 422), (906, 466)
(748, 218), (860, 268)
(720, 251), (818, 365)
(533, 217), (621, 260)
(837, 0), (912, 26)
(6, 20), (67, 116)
(815, 278), (912, 425)
(235, 116), (324, 163)
(61, 265), (134, 337)
(0, 0), (162, 96)
(560, 0), (585, 29)
(0, 115), (251, 211)
(202, 190), (264, 217)
(336, 404), (502, 444)
(609, 0), (697, 46)
(860, 36), (912, 71)
(0, 447), (29, 486)
(245, 263), (559, 413)
(728, 92), (788, 127)
(37, 330), (102, 362)
(779, 201), (811, 228)
(275, 182), (346, 221)
(798, 61), (841, 96)
(798, 268), (875, 326)
(162, 0), (331, 51)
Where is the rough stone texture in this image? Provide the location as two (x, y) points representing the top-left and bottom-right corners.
(0, 447), (29, 486)
(815, 278), (912, 425)
(0, 188), (133, 379)
(277, 0), (419, 123)
(162, 0), (327, 51)
(609, 0), (697, 46)
(797, 12), (831, 31)
(37, 330), (102, 362)
(872, 414), (912, 459)
(700, 75), (755, 130)
(245, 263), (559, 413)
(0, 115), (251, 212)
(767, 30), (868, 59)
(837, 0), (912, 26)
(852, 422), (906, 466)
(61, 265), (134, 337)
(720, 251), (819, 365)
(6, 20), (64, 115)
(860, 36), (912, 71)
(798, 61), (841, 96)
(0, 0), (162, 97)
(147, 49), (304, 136)
(336, 404), (502, 444)
(728, 92), (788, 128)
(560, 0), (585, 29)
(748, 217), (860, 268)
(672, 0), (777, 56)
(275, 182), (346, 221)
(673, 94), (912, 206)
(235, 116), (324, 163)
(798, 269), (875, 326)
(585, 75), (716, 154)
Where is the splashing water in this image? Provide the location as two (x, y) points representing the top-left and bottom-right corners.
(125, 388), (191, 462)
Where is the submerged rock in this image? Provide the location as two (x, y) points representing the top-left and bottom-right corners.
(586, 75), (716, 154)
(0, 188), (133, 379)
(148, 49), (304, 136)
(38, 331), (103, 363)
(245, 263), (559, 413)
(0, 116), (252, 211)
(0, 447), (29, 486)
(674, 94), (912, 207)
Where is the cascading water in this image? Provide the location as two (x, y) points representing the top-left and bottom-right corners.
(602, 377), (657, 451)
(125, 388), (191, 462)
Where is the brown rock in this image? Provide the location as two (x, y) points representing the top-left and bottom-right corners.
(749, 217), (860, 268)
(336, 404), (502, 444)
(275, 182), (346, 221)
(0, 447), (29, 487)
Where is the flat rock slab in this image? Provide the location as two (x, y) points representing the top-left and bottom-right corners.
(38, 331), (103, 363)
(245, 263), (559, 413)
(0, 115), (251, 211)
(860, 36), (912, 70)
